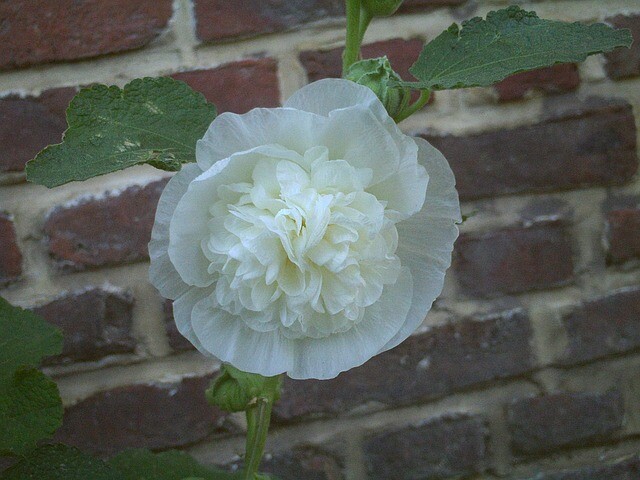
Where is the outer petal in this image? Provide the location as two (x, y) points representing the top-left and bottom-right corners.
(172, 286), (214, 353)
(196, 108), (325, 171)
(149, 163), (203, 299)
(190, 295), (296, 377)
(380, 138), (461, 352)
(290, 266), (413, 379)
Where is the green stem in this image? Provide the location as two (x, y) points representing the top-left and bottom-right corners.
(241, 376), (280, 480)
(393, 89), (431, 123)
(357, 7), (372, 45)
(342, 0), (362, 76)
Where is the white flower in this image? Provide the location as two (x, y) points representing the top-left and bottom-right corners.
(149, 79), (460, 380)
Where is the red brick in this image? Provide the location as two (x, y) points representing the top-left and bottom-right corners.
(172, 59), (280, 114)
(606, 208), (640, 264)
(560, 287), (640, 365)
(34, 288), (136, 365)
(0, 0), (172, 70)
(163, 300), (195, 352)
(54, 376), (229, 456)
(364, 415), (489, 479)
(494, 64), (580, 101)
(0, 213), (22, 287)
(507, 391), (624, 456)
(454, 222), (574, 297)
(0, 87), (76, 174)
(194, 0), (344, 43)
(274, 310), (534, 422)
(522, 455), (640, 480)
(43, 180), (167, 271)
(423, 97), (638, 200)
(605, 15), (640, 80)
(300, 38), (424, 82)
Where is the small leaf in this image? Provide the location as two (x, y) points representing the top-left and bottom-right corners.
(0, 297), (63, 383)
(0, 368), (63, 456)
(109, 449), (241, 480)
(26, 77), (217, 188)
(396, 6), (633, 90)
(0, 444), (122, 480)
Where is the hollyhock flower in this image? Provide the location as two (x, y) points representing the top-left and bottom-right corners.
(149, 78), (460, 380)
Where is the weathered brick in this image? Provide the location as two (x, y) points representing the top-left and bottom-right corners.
(560, 287), (640, 365)
(228, 447), (344, 480)
(605, 15), (640, 79)
(43, 180), (167, 271)
(54, 376), (228, 456)
(300, 38), (424, 82)
(454, 222), (574, 297)
(520, 455), (640, 480)
(172, 59), (280, 114)
(0, 213), (22, 287)
(0, 87), (76, 174)
(34, 288), (136, 365)
(194, 0), (344, 43)
(494, 64), (579, 101)
(274, 310), (534, 422)
(507, 391), (624, 456)
(0, 0), (172, 70)
(163, 300), (195, 352)
(422, 97), (638, 200)
(605, 208), (640, 264)
(364, 415), (489, 480)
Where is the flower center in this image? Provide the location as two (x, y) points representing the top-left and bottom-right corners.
(203, 145), (402, 339)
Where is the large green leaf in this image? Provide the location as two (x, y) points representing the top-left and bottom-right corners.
(397, 6), (633, 90)
(109, 449), (241, 480)
(0, 298), (64, 455)
(0, 444), (123, 480)
(26, 77), (217, 188)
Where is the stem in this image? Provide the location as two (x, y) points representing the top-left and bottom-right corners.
(357, 7), (372, 45)
(342, 0), (362, 76)
(393, 89), (432, 123)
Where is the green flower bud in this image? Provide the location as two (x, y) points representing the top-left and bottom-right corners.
(345, 57), (411, 119)
(205, 364), (282, 413)
(361, 0), (403, 17)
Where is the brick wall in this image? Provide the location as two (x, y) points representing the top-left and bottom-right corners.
(1, 1), (640, 479)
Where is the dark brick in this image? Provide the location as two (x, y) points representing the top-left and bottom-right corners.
(34, 288), (136, 365)
(494, 64), (580, 101)
(606, 208), (640, 264)
(560, 287), (640, 365)
(422, 97), (638, 200)
(274, 310), (534, 422)
(0, 87), (76, 174)
(364, 415), (489, 480)
(0, 213), (22, 287)
(163, 300), (195, 352)
(398, 0), (467, 12)
(507, 391), (624, 456)
(172, 59), (280, 114)
(0, 0), (172, 70)
(228, 447), (344, 480)
(43, 179), (167, 271)
(194, 0), (344, 43)
(521, 455), (640, 480)
(54, 375), (228, 456)
(605, 15), (640, 80)
(300, 38), (424, 82)
(454, 222), (574, 297)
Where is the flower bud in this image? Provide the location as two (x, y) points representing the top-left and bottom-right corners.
(345, 57), (411, 119)
(205, 364), (282, 413)
(361, 0), (403, 17)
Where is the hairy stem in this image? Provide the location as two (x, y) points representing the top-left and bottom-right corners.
(342, 0), (363, 75)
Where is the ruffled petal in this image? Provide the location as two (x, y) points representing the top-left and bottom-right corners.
(380, 137), (460, 352)
(149, 163), (203, 299)
(172, 285), (215, 353)
(290, 266), (413, 379)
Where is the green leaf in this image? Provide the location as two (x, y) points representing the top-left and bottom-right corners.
(109, 449), (240, 480)
(26, 77), (217, 188)
(397, 6), (633, 90)
(0, 297), (63, 383)
(0, 367), (63, 456)
(0, 444), (123, 480)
